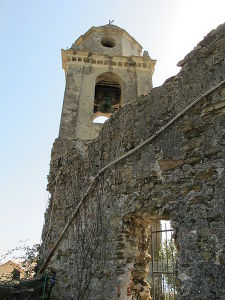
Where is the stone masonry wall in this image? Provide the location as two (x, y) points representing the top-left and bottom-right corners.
(39, 24), (225, 299)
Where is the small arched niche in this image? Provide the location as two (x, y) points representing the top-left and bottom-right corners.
(93, 72), (122, 123)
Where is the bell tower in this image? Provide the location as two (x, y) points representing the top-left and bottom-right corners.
(59, 24), (156, 140)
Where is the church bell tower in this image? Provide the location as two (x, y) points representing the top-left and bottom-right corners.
(59, 24), (156, 140)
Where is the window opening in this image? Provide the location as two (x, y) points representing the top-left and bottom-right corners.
(148, 220), (177, 300)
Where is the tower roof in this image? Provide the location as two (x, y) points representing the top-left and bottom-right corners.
(73, 24), (143, 53)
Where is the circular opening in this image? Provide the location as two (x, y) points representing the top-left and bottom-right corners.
(101, 37), (115, 48)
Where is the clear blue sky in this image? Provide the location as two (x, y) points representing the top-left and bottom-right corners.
(0, 0), (224, 258)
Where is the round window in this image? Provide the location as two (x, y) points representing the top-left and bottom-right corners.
(101, 37), (116, 48)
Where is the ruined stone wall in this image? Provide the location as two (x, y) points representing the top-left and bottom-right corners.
(0, 278), (44, 300)
(40, 24), (225, 299)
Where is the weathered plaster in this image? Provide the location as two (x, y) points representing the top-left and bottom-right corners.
(59, 25), (155, 140)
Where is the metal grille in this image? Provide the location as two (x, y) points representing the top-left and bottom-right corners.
(149, 221), (177, 300)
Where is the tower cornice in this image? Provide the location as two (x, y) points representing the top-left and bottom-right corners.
(61, 49), (156, 76)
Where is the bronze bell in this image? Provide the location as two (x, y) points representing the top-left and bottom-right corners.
(99, 97), (113, 113)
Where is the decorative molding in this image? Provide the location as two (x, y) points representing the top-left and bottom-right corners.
(62, 49), (156, 73)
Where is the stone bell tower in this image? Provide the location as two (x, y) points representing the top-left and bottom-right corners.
(59, 24), (156, 140)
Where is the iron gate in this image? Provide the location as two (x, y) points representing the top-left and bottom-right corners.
(149, 221), (177, 300)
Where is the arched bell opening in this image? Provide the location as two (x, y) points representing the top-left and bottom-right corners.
(93, 72), (122, 122)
